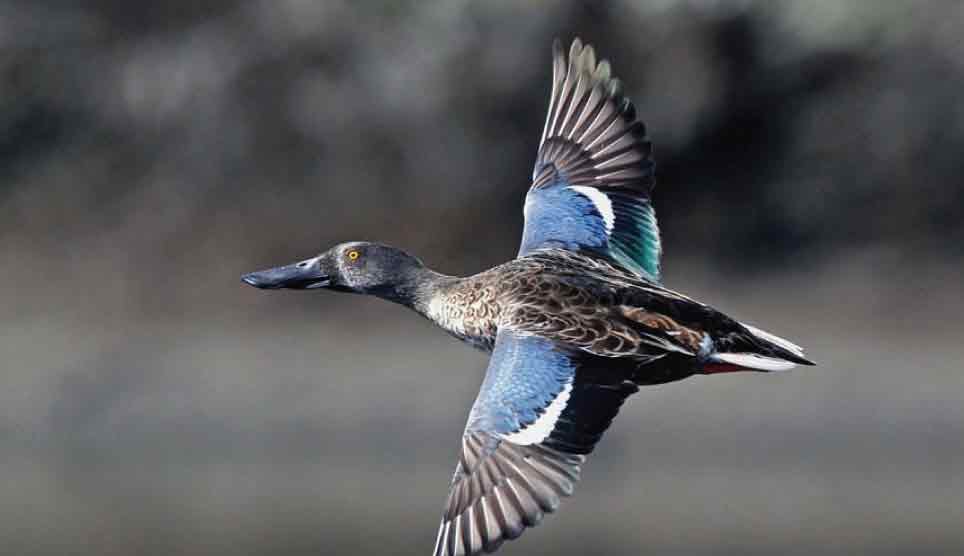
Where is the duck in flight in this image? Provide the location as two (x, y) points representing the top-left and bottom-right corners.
(242, 38), (814, 556)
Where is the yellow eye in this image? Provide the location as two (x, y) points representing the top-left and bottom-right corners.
(347, 250), (360, 261)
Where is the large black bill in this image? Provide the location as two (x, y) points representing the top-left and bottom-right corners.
(241, 262), (330, 290)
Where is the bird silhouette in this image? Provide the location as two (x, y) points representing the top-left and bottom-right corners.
(243, 38), (814, 556)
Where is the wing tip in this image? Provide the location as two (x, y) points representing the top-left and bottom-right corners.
(551, 37), (565, 62)
(569, 36), (584, 59)
(537, 37), (651, 178)
(434, 434), (584, 556)
(527, 38), (661, 279)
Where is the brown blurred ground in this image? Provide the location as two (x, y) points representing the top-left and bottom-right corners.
(1, 1), (963, 555)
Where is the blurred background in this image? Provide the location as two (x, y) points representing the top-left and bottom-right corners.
(2, 1), (963, 555)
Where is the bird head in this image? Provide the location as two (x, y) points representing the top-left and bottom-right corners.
(241, 241), (428, 300)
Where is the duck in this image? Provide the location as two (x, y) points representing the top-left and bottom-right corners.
(242, 38), (814, 556)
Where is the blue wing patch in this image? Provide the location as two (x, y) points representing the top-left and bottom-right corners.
(518, 180), (610, 255)
(433, 327), (641, 555)
(519, 172), (662, 281)
(465, 329), (640, 451)
(519, 38), (662, 281)
(466, 331), (575, 439)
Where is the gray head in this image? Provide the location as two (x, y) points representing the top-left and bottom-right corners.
(241, 242), (432, 305)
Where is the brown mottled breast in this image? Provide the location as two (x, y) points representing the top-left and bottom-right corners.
(425, 274), (504, 351)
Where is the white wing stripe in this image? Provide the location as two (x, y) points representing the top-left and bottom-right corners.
(569, 186), (615, 233)
(503, 381), (573, 445)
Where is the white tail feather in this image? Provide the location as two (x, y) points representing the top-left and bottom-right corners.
(741, 322), (805, 357)
(712, 352), (798, 372)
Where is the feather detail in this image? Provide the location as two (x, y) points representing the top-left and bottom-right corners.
(741, 322), (807, 358)
(433, 432), (583, 556)
(520, 38), (662, 281)
(710, 352), (799, 372)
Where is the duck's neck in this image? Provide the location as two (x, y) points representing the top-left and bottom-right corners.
(371, 265), (458, 315)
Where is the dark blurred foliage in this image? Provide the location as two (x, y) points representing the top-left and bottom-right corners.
(3, 0), (962, 284)
(2, 2), (964, 556)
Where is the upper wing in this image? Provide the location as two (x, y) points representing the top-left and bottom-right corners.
(432, 330), (638, 556)
(519, 38), (662, 281)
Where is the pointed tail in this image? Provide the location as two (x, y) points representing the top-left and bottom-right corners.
(704, 322), (815, 373)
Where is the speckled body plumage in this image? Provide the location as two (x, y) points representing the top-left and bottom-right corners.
(425, 248), (755, 366)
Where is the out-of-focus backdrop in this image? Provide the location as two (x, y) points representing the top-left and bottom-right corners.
(3, 1), (963, 555)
